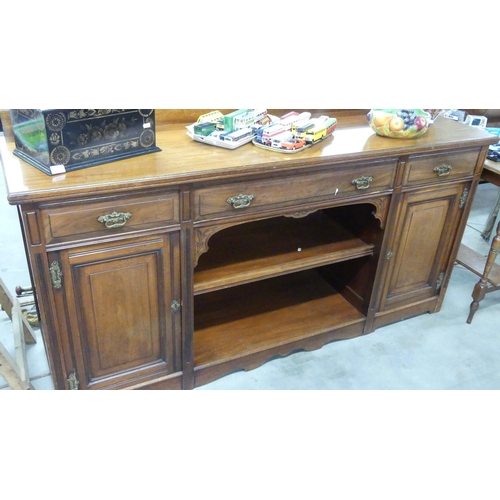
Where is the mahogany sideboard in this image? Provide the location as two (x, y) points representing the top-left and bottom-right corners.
(0, 110), (497, 390)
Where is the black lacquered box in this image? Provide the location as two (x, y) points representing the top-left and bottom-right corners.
(10, 109), (161, 175)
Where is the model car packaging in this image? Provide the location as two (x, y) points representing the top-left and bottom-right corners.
(9, 109), (161, 175)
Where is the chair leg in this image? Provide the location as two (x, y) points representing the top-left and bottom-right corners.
(467, 281), (487, 324)
(467, 221), (500, 323)
(481, 189), (500, 241)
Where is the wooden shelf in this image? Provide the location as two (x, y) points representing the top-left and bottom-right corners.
(194, 212), (374, 295)
(457, 243), (500, 285)
(193, 270), (366, 369)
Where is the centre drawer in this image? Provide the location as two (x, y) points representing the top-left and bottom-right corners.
(403, 149), (480, 186)
(193, 161), (397, 221)
(41, 191), (179, 244)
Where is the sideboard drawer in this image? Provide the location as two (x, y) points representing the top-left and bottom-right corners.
(41, 192), (179, 244)
(403, 150), (479, 186)
(193, 161), (397, 221)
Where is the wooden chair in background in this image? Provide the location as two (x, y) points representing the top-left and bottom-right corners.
(456, 159), (500, 323)
(0, 277), (37, 389)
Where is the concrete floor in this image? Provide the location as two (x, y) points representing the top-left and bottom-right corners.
(1, 141), (500, 390)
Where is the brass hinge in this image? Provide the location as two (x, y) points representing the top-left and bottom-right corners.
(459, 187), (469, 209)
(49, 261), (63, 290)
(67, 371), (79, 390)
(436, 272), (445, 292)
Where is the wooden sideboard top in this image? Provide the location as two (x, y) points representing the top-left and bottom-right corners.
(1, 110), (498, 205)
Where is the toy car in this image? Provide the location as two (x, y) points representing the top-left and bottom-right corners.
(281, 138), (306, 151)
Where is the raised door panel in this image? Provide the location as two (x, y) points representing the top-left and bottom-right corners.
(59, 234), (181, 389)
(77, 254), (161, 377)
(380, 183), (466, 310)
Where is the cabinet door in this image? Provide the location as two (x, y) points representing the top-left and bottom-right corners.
(52, 233), (181, 390)
(380, 183), (468, 311)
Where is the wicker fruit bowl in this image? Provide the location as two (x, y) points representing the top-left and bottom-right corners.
(367, 109), (440, 139)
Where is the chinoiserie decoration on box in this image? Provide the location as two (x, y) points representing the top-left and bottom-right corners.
(367, 109), (445, 139)
(10, 109), (161, 175)
(187, 109), (337, 153)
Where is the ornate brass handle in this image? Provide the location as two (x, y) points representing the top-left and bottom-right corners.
(67, 371), (79, 390)
(434, 164), (452, 177)
(49, 261), (63, 290)
(226, 193), (255, 209)
(97, 211), (132, 228)
(351, 176), (373, 190)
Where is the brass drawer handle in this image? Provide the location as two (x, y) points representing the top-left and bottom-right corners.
(434, 164), (452, 177)
(97, 211), (132, 228)
(226, 193), (255, 209)
(351, 176), (373, 190)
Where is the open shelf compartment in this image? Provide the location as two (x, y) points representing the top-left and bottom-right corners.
(194, 211), (374, 295)
(193, 269), (366, 371)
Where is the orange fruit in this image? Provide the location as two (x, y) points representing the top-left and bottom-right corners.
(389, 117), (404, 132)
(373, 113), (392, 127)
